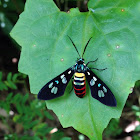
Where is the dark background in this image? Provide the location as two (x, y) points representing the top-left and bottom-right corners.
(0, 0), (140, 140)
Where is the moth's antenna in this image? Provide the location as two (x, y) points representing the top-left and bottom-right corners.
(82, 37), (92, 58)
(67, 36), (81, 58)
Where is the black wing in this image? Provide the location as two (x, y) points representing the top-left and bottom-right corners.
(85, 68), (117, 107)
(38, 67), (74, 100)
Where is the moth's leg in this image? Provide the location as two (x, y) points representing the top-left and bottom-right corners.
(90, 67), (107, 71)
(86, 58), (98, 66)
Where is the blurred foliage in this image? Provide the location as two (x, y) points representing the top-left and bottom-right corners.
(0, 72), (26, 90)
(104, 119), (122, 138)
(0, 0), (140, 140)
(0, 71), (72, 140)
(0, 0), (24, 34)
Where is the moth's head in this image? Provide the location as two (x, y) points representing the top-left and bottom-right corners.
(77, 58), (84, 64)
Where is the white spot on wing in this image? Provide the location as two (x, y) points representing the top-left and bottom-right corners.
(90, 79), (95, 86)
(103, 86), (107, 93)
(68, 70), (71, 74)
(98, 90), (102, 98)
(93, 77), (97, 81)
(51, 87), (55, 93)
(49, 82), (53, 88)
(101, 91), (105, 97)
(87, 72), (90, 75)
(62, 77), (67, 84)
(98, 90), (105, 97)
(54, 87), (58, 94)
(51, 86), (58, 94)
(60, 74), (65, 79)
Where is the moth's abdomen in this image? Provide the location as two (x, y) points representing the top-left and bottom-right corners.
(73, 72), (86, 98)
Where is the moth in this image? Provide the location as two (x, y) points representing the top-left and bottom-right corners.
(38, 36), (117, 107)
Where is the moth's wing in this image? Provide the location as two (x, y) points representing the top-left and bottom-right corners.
(38, 67), (74, 100)
(85, 69), (117, 107)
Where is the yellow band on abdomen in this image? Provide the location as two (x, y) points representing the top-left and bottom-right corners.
(75, 72), (85, 78)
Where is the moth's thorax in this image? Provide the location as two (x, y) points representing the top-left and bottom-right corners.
(74, 63), (87, 72)
(74, 58), (87, 72)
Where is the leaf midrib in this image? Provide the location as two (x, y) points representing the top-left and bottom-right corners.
(88, 96), (99, 140)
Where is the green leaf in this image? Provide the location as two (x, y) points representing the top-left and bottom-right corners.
(12, 93), (22, 103)
(10, 0), (140, 139)
(6, 81), (17, 89)
(6, 92), (13, 101)
(5, 72), (17, 89)
(12, 73), (19, 82)
(22, 93), (29, 104)
(0, 81), (8, 90)
(13, 114), (21, 122)
(33, 123), (52, 137)
(7, 72), (12, 81)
